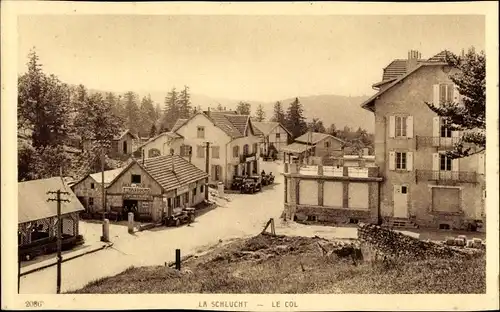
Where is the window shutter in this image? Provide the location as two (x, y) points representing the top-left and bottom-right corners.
(453, 84), (463, 107)
(452, 158), (459, 172)
(388, 151), (395, 170)
(406, 116), (414, 138)
(433, 84), (440, 108)
(477, 154), (485, 175)
(389, 116), (395, 138)
(407, 152), (413, 171)
(432, 153), (439, 171)
(432, 117), (440, 140)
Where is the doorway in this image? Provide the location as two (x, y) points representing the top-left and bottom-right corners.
(393, 185), (409, 218)
(122, 141), (128, 154)
(123, 199), (139, 216)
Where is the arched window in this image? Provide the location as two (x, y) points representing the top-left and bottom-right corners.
(243, 144), (249, 155)
(148, 148), (161, 158)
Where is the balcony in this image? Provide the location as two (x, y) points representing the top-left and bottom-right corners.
(416, 136), (460, 149)
(416, 170), (478, 184)
(240, 152), (257, 163)
(285, 164), (381, 179)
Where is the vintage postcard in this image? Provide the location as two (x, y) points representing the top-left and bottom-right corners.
(1, 1), (499, 311)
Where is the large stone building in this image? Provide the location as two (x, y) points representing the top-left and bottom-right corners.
(138, 110), (263, 187)
(360, 50), (485, 230)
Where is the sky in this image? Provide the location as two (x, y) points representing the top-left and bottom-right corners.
(17, 15), (485, 102)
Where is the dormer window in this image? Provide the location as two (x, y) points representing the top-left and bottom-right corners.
(197, 126), (205, 139)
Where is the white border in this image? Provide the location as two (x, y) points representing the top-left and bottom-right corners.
(2, 1), (499, 311)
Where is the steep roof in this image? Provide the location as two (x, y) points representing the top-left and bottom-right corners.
(18, 177), (85, 224)
(362, 50), (450, 112)
(295, 132), (344, 145)
(253, 121), (292, 137)
(137, 131), (183, 150)
(141, 155), (208, 191)
(114, 129), (138, 141)
(89, 167), (128, 185)
(281, 142), (313, 154)
(172, 119), (188, 132)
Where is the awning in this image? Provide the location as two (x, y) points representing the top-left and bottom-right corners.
(281, 142), (313, 154)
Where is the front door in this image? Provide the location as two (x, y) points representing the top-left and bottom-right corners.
(393, 185), (408, 218)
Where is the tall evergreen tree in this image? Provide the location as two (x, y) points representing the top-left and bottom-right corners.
(162, 87), (180, 130)
(271, 101), (286, 124)
(139, 94), (156, 137)
(426, 47), (485, 158)
(308, 118), (326, 133)
(255, 104), (266, 122)
(285, 97), (307, 139)
(123, 91), (140, 135)
(18, 49), (71, 148)
(178, 85), (192, 119)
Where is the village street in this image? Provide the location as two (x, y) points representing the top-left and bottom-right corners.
(19, 162), (358, 294)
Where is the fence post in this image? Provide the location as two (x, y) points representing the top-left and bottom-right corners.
(175, 249), (181, 271)
(128, 212), (134, 234)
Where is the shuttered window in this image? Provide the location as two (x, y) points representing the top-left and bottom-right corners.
(197, 145), (205, 158)
(395, 152), (407, 170)
(440, 154), (452, 171)
(211, 146), (220, 159)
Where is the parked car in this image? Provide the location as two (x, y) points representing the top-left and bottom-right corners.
(241, 176), (262, 194)
(164, 207), (196, 227)
(261, 172), (275, 186)
(231, 176), (244, 190)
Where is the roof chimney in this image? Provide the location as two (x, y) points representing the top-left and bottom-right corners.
(407, 49), (421, 72)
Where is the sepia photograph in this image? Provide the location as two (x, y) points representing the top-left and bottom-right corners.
(2, 1), (499, 311)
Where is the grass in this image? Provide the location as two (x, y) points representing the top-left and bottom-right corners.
(71, 234), (485, 294)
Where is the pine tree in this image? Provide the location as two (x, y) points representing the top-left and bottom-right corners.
(255, 104), (266, 122)
(426, 47), (485, 158)
(149, 124), (157, 137)
(139, 94), (156, 137)
(327, 123), (337, 136)
(308, 118), (326, 133)
(18, 49), (71, 148)
(162, 87), (180, 130)
(285, 97), (307, 139)
(271, 101), (286, 124)
(178, 85), (192, 119)
(123, 91), (140, 135)
(236, 101), (251, 115)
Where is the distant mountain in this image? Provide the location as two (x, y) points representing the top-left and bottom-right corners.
(84, 87), (374, 133)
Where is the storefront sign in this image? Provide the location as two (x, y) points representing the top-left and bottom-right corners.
(122, 185), (152, 201)
(123, 193), (153, 201)
(177, 185), (189, 195)
(245, 156), (256, 162)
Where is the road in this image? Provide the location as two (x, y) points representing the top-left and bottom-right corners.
(18, 161), (293, 293)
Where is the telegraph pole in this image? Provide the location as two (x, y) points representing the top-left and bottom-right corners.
(205, 141), (210, 200)
(47, 189), (70, 294)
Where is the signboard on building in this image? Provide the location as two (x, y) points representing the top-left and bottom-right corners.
(122, 185), (153, 201)
(245, 156), (256, 162)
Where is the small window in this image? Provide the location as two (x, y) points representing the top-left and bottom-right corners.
(88, 197), (94, 206)
(193, 188), (197, 196)
(200, 185), (204, 193)
(440, 154), (452, 171)
(131, 174), (141, 184)
(148, 148), (161, 158)
(233, 146), (239, 158)
(440, 119), (452, 138)
(167, 198), (172, 208)
(401, 186), (408, 194)
(395, 116), (407, 137)
(307, 215), (317, 222)
(90, 183), (95, 189)
(212, 146), (220, 159)
(395, 152), (407, 170)
(197, 126), (205, 139)
(197, 145), (205, 158)
(243, 144), (249, 155)
(439, 84), (454, 105)
(275, 133), (281, 139)
(325, 141), (330, 148)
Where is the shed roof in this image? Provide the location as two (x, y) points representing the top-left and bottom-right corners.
(141, 155), (209, 191)
(295, 132), (344, 145)
(281, 142), (313, 154)
(114, 129), (138, 141)
(18, 177), (85, 224)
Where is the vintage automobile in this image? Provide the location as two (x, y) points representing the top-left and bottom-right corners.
(231, 176), (244, 190)
(241, 176), (262, 194)
(164, 207), (196, 227)
(261, 172), (275, 186)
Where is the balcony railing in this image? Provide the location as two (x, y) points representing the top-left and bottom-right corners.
(240, 152), (257, 163)
(416, 136), (460, 149)
(416, 170), (478, 183)
(285, 164), (380, 178)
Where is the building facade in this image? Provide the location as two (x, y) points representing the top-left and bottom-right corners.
(72, 155), (208, 222)
(253, 121), (291, 159)
(172, 111), (262, 187)
(282, 132), (344, 164)
(282, 163), (382, 224)
(360, 50), (485, 230)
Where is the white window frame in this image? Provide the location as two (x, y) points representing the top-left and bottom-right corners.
(197, 126), (205, 139)
(395, 152), (407, 170)
(395, 116), (407, 137)
(439, 154), (452, 171)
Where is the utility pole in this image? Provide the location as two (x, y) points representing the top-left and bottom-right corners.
(47, 189), (70, 294)
(205, 141), (210, 200)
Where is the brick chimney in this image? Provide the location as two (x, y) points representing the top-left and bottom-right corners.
(407, 50), (422, 72)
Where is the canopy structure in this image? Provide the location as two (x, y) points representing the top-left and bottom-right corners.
(281, 142), (313, 154)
